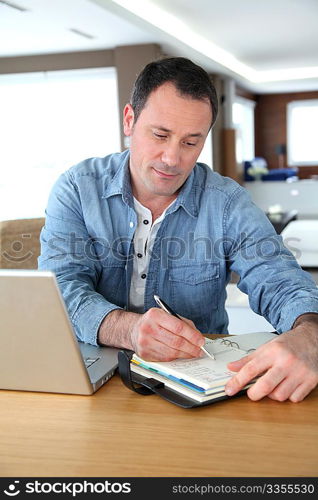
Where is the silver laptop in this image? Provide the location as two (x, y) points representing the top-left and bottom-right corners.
(0, 270), (119, 395)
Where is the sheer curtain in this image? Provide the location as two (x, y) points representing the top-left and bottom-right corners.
(0, 67), (121, 221)
(233, 97), (255, 163)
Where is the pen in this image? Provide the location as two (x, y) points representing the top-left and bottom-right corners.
(153, 294), (215, 360)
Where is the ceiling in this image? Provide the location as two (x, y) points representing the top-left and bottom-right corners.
(0, 0), (318, 93)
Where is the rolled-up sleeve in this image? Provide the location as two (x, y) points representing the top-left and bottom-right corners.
(224, 187), (318, 333)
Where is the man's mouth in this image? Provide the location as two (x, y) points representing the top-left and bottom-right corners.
(153, 167), (178, 179)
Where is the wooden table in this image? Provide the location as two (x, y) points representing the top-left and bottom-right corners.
(1, 373), (317, 477)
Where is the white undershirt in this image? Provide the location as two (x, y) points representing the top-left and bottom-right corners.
(128, 197), (174, 313)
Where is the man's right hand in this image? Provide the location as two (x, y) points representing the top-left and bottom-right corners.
(130, 308), (204, 361)
(98, 308), (204, 361)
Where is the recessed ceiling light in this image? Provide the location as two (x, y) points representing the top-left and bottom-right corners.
(0, 0), (29, 11)
(109, 0), (318, 84)
(69, 28), (95, 40)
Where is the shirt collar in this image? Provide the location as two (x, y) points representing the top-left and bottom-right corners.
(166, 168), (198, 218)
(103, 150), (199, 218)
(102, 150), (134, 208)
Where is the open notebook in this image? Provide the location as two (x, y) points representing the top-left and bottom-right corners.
(130, 332), (278, 403)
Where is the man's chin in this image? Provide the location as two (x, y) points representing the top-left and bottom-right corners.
(150, 189), (178, 198)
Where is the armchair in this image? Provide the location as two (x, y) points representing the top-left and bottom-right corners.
(0, 218), (45, 269)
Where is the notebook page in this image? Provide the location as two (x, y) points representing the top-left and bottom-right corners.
(133, 347), (246, 390)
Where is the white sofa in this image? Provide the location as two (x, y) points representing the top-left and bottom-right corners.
(225, 284), (273, 335)
(281, 220), (318, 267)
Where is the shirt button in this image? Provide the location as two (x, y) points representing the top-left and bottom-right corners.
(129, 221), (134, 228)
(143, 219), (149, 225)
(137, 253), (143, 258)
(141, 273), (147, 279)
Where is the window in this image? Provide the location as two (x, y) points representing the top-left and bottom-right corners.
(0, 67), (120, 221)
(198, 130), (213, 168)
(233, 97), (255, 163)
(287, 99), (318, 166)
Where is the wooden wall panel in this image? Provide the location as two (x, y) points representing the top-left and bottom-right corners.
(236, 85), (257, 102)
(222, 128), (242, 183)
(0, 50), (114, 74)
(114, 44), (163, 150)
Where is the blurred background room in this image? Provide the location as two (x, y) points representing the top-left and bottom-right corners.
(0, 0), (317, 333)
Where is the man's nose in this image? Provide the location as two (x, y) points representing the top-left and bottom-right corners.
(161, 142), (180, 167)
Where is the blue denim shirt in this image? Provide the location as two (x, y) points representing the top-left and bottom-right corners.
(38, 150), (318, 345)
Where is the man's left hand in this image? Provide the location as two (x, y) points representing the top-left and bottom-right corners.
(225, 314), (318, 402)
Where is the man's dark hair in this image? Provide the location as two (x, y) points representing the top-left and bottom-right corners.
(130, 57), (218, 128)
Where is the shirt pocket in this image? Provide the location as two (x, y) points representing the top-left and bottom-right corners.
(168, 262), (220, 331)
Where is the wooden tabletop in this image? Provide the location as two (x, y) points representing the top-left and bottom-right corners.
(1, 372), (317, 477)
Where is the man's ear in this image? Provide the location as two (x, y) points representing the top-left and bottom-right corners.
(123, 104), (134, 136)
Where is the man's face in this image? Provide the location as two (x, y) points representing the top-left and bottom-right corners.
(123, 82), (212, 203)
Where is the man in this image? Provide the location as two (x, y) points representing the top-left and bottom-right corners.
(39, 57), (318, 403)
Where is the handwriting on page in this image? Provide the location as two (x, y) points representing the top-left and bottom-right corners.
(163, 359), (234, 384)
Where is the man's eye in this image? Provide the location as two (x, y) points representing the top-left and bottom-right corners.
(154, 133), (167, 139)
(185, 142), (196, 147)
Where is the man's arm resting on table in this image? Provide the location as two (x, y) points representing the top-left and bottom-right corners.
(98, 308), (205, 362)
(292, 312), (318, 329)
(98, 309), (139, 351)
(225, 312), (318, 402)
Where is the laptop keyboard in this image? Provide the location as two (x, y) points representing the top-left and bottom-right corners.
(84, 357), (100, 368)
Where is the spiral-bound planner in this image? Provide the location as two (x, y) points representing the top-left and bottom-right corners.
(122, 331), (278, 407)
